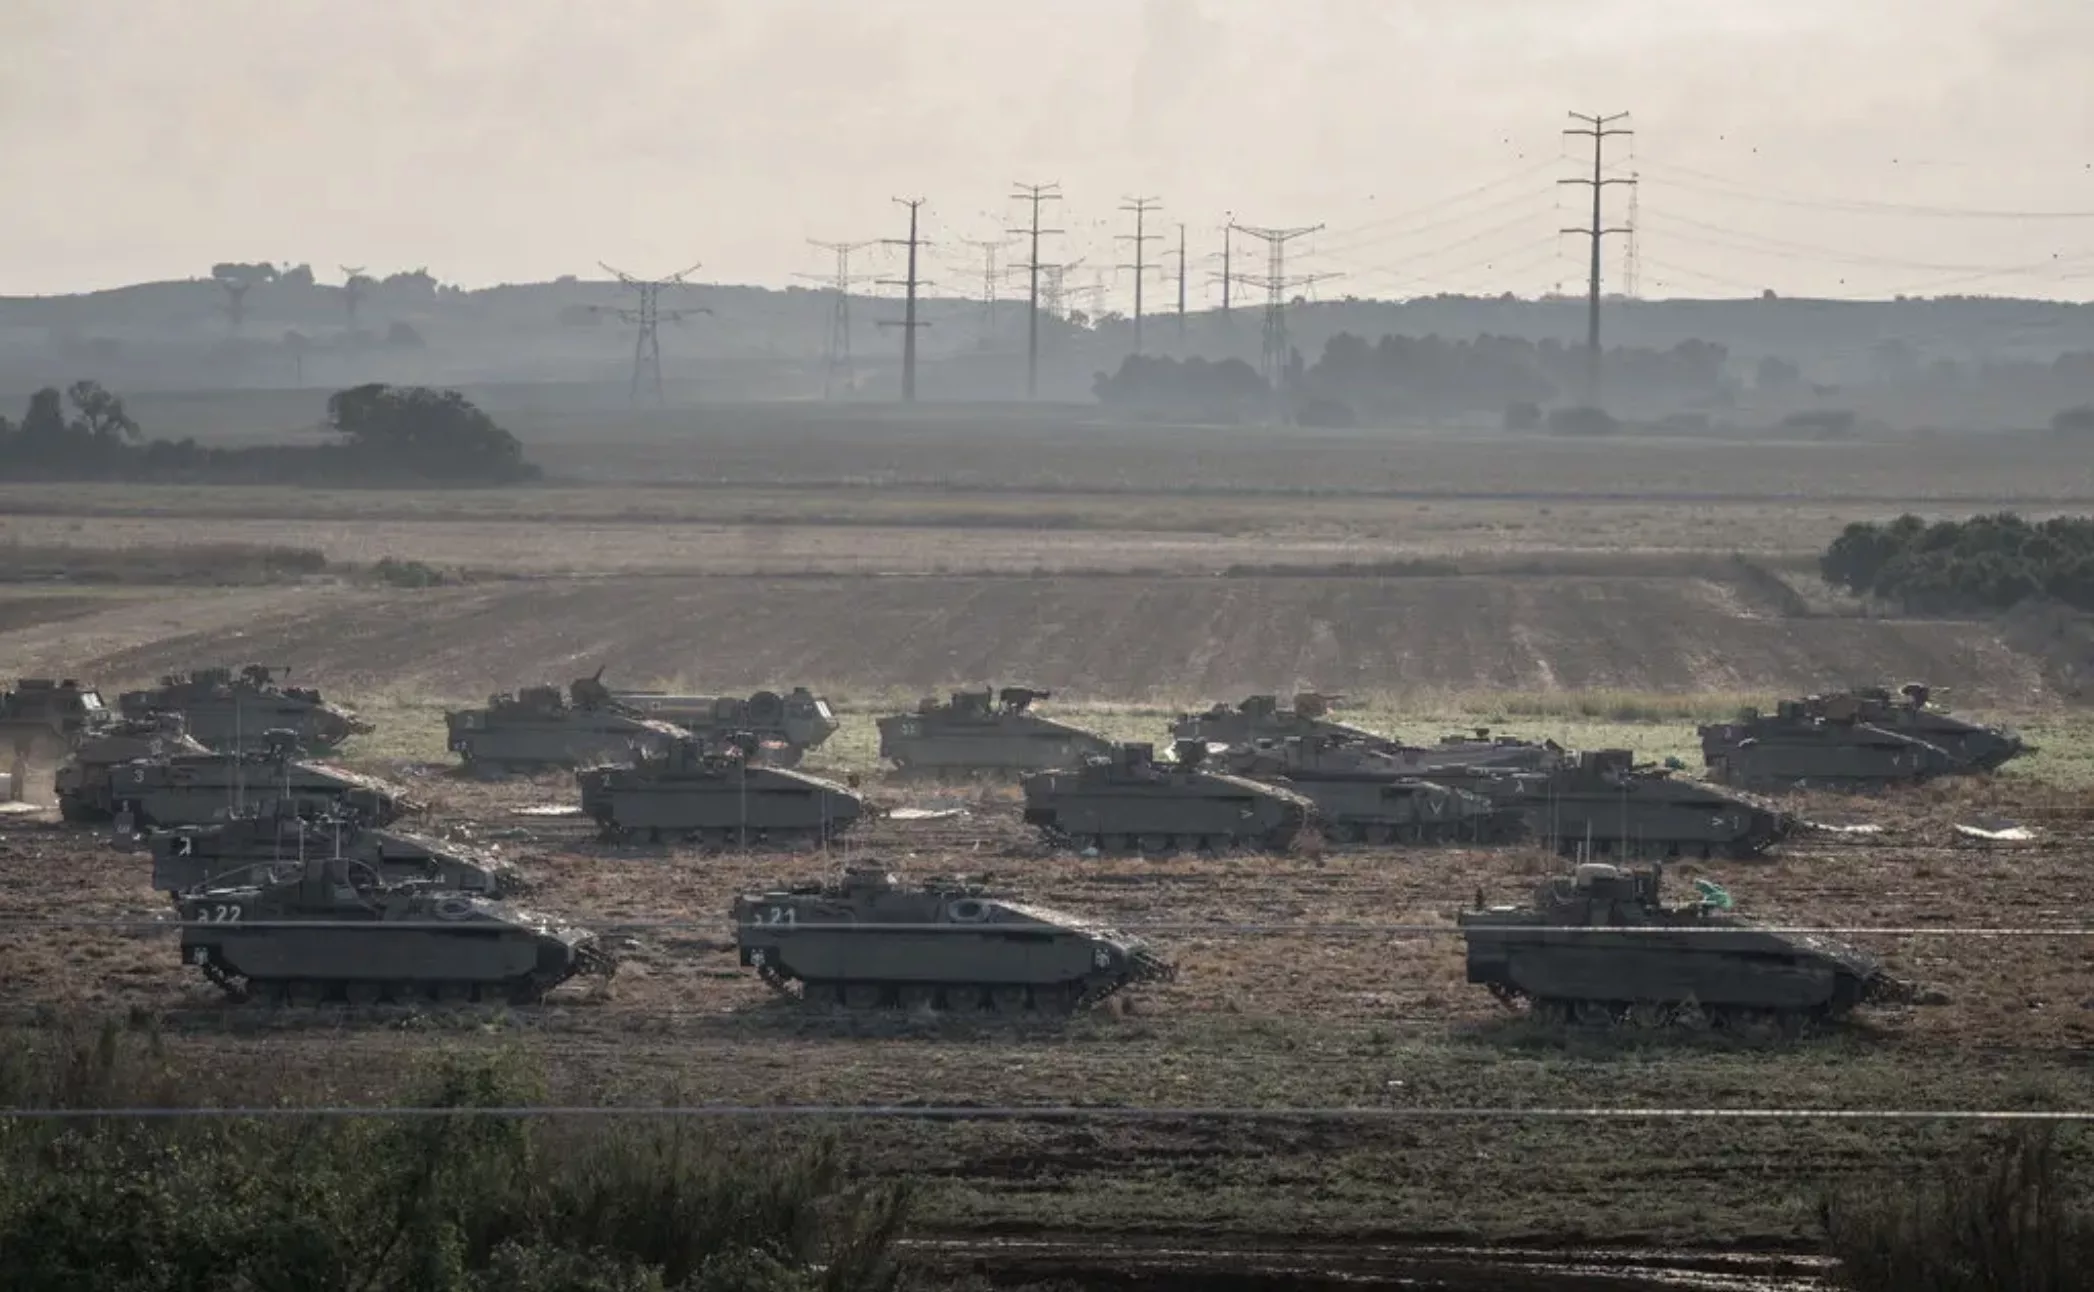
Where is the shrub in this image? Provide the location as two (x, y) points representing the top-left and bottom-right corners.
(0, 1025), (910, 1292)
(1820, 512), (2094, 615)
(1546, 405), (1619, 436)
(1823, 1127), (2093, 1291)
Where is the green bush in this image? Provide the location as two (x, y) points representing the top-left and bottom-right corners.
(0, 1024), (909, 1292)
(371, 557), (451, 588)
(1821, 512), (2094, 614)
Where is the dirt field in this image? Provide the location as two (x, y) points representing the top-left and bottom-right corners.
(3, 409), (2091, 1285)
(1, 770), (2090, 1270)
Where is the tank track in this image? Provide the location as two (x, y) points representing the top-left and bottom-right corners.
(190, 947), (597, 1008)
(1317, 818), (1524, 847)
(753, 960), (1139, 1015)
(592, 822), (861, 850)
(1481, 981), (1865, 1029)
(1029, 824), (1303, 855)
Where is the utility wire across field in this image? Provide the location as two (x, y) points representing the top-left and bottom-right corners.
(3, 1104), (2090, 1124)
(8, 918), (2094, 936)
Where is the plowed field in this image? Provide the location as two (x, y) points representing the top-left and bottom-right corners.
(0, 573), (2052, 707)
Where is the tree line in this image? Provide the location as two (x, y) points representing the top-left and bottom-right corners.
(1093, 332), (1730, 425)
(1820, 512), (2094, 614)
(0, 381), (538, 485)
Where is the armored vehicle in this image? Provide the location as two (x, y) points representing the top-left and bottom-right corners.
(0, 678), (111, 760)
(1699, 701), (1963, 791)
(1217, 734), (1525, 845)
(1170, 692), (1391, 748)
(53, 714), (215, 821)
(118, 665), (370, 754)
(1397, 728), (1567, 772)
(151, 805), (521, 899)
(732, 865), (1176, 1013)
(1459, 861), (1916, 1025)
(1430, 750), (1796, 859)
(610, 682), (839, 767)
(445, 670), (686, 772)
(578, 734), (865, 847)
(59, 729), (418, 829)
(1020, 740), (1316, 853)
(1809, 684), (2027, 772)
(177, 858), (614, 1006)
(876, 685), (1114, 776)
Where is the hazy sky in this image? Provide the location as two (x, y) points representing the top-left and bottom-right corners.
(4, 0), (2092, 302)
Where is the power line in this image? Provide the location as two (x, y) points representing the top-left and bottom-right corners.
(1560, 110), (1635, 406)
(1207, 220), (1234, 316)
(799, 239), (877, 400)
(1008, 181), (1065, 400)
(1623, 171), (1642, 299)
(43, 916), (2087, 936)
(2, 1104), (2088, 1124)
(1117, 196), (1164, 355)
(593, 261), (708, 407)
(878, 198), (932, 403)
(1636, 156), (2094, 220)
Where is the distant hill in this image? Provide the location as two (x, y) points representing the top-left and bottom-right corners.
(3, 273), (2092, 421)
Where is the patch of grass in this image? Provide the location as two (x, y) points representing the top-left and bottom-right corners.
(0, 541), (329, 586)
(1824, 1127), (2094, 1292)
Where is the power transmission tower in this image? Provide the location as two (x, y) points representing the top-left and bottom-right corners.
(957, 237), (1009, 342)
(799, 239), (876, 399)
(878, 198), (932, 403)
(1172, 223), (1188, 343)
(1116, 196), (1163, 354)
(1560, 111), (1635, 405)
(215, 278), (249, 331)
(1042, 257), (1083, 320)
(1205, 222), (1235, 318)
(594, 261), (708, 406)
(339, 266), (367, 324)
(1228, 223), (1334, 407)
(1009, 181), (1064, 399)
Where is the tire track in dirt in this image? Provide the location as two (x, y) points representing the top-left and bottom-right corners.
(0, 575), (2054, 706)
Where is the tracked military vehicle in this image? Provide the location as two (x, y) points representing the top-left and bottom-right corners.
(1020, 740), (1316, 853)
(610, 682), (839, 767)
(1808, 684), (2027, 772)
(1699, 701), (1963, 791)
(1459, 861), (1917, 1025)
(1170, 692), (1392, 748)
(0, 678), (111, 761)
(578, 734), (865, 847)
(1396, 728), (1567, 772)
(59, 728), (418, 829)
(1218, 734), (1525, 845)
(53, 714), (216, 821)
(118, 665), (370, 754)
(151, 805), (522, 899)
(177, 858), (614, 1006)
(1429, 750), (1795, 859)
(876, 685), (1113, 776)
(446, 670), (685, 772)
(733, 865), (1176, 1013)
